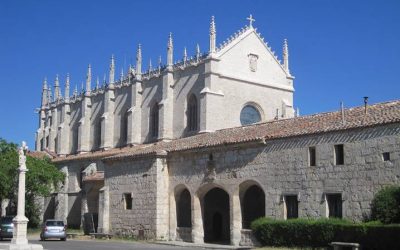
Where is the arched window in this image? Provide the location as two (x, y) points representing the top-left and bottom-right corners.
(187, 94), (198, 132)
(95, 119), (102, 149)
(150, 102), (159, 138)
(240, 104), (262, 125)
(71, 126), (79, 153)
(120, 111), (128, 146)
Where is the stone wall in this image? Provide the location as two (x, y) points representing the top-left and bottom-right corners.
(104, 157), (159, 238)
(167, 123), (400, 244)
(44, 122), (399, 245)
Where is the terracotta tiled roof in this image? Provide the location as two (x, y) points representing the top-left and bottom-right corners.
(27, 150), (52, 159)
(82, 171), (104, 182)
(53, 100), (400, 163)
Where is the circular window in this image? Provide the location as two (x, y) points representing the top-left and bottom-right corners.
(240, 105), (261, 125)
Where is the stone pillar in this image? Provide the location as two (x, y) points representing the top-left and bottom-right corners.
(159, 70), (174, 141)
(199, 57), (223, 133)
(80, 189), (88, 230)
(48, 106), (57, 152)
(101, 85), (115, 150)
(58, 103), (71, 155)
(154, 154), (169, 240)
(35, 110), (46, 151)
(97, 186), (109, 234)
(168, 193), (177, 241)
(127, 80), (142, 145)
(78, 97), (91, 153)
(54, 193), (68, 223)
(230, 189), (242, 246)
(191, 194), (204, 243)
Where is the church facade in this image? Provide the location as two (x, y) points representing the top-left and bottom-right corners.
(35, 16), (400, 246)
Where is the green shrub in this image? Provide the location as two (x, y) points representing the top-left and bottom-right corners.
(251, 217), (400, 249)
(371, 186), (400, 224)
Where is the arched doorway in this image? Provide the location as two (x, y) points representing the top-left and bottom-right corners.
(203, 187), (230, 244)
(176, 189), (192, 228)
(241, 185), (265, 228)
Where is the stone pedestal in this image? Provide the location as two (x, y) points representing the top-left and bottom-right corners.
(11, 216), (28, 245)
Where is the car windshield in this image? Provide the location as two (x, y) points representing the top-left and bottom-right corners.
(45, 221), (64, 226)
(0, 217), (13, 224)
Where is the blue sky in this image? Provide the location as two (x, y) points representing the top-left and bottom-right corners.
(0, 0), (399, 148)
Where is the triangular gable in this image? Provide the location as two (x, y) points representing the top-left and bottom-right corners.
(215, 26), (290, 77)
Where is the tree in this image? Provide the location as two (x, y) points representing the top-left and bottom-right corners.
(370, 186), (400, 224)
(0, 138), (64, 227)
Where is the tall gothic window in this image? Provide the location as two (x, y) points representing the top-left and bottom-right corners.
(96, 119), (102, 149)
(150, 102), (159, 138)
(187, 94), (198, 132)
(120, 110), (128, 146)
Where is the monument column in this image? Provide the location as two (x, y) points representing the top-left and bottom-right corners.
(11, 142), (29, 245)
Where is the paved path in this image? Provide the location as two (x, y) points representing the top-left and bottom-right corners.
(1, 239), (185, 250)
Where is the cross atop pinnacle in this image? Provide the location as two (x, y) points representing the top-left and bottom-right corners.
(247, 14), (255, 27)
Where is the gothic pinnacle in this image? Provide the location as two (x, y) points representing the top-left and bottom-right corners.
(86, 64), (92, 95)
(158, 56), (162, 73)
(167, 33), (173, 68)
(283, 39), (290, 75)
(109, 54), (115, 84)
(54, 74), (60, 101)
(136, 44), (142, 76)
(47, 85), (52, 105)
(183, 47), (187, 62)
(120, 68), (124, 81)
(41, 77), (48, 107)
(74, 84), (78, 97)
(42, 77), (48, 90)
(65, 73), (70, 100)
(209, 16), (216, 54)
(196, 44), (201, 61)
(96, 76), (100, 89)
(149, 59), (153, 72)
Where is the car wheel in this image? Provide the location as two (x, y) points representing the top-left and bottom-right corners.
(61, 237), (66, 241)
(0, 237), (3, 241)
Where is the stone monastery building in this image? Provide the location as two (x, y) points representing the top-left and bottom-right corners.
(35, 16), (400, 246)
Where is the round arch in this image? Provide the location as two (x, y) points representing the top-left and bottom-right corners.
(199, 186), (231, 244)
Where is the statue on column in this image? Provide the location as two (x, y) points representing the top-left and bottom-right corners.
(3, 141), (44, 250)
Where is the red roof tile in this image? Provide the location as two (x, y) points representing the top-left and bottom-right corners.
(52, 100), (400, 163)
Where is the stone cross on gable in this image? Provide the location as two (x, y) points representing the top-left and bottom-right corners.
(247, 14), (255, 27)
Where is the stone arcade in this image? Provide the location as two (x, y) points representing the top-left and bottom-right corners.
(34, 16), (400, 246)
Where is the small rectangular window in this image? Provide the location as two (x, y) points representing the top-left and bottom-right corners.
(327, 193), (342, 218)
(285, 195), (298, 219)
(309, 147), (316, 166)
(124, 193), (132, 210)
(334, 144), (344, 165)
(382, 152), (390, 162)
